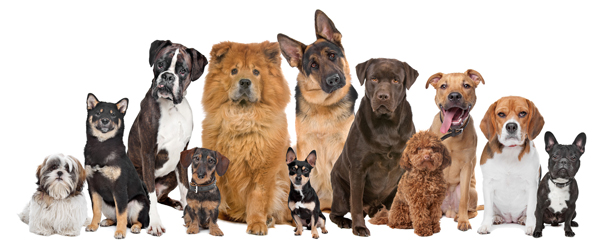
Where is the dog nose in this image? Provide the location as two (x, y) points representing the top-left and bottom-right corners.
(326, 74), (340, 86)
(424, 154), (430, 161)
(559, 158), (569, 166)
(161, 73), (175, 84)
(101, 118), (110, 125)
(240, 79), (251, 88)
(505, 122), (518, 133)
(377, 92), (390, 101)
(57, 171), (63, 176)
(448, 92), (462, 102)
(295, 176), (302, 182)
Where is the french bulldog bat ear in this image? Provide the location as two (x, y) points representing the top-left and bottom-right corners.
(210, 41), (232, 64)
(286, 147), (297, 164)
(215, 152), (229, 176)
(149, 40), (172, 67)
(402, 61), (419, 90)
(305, 150), (317, 167)
(425, 73), (444, 89)
(573, 132), (586, 154)
(277, 34), (306, 69)
(315, 10), (342, 47)
(179, 148), (197, 169)
(465, 69), (485, 87)
(544, 131), (557, 153)
(87, 93), (99, 110)
(263, 41), (282, 65)
(480, 101), (498, 141)
(186, 48), (208, 82)
(526, 99), (545, 140)
(115, 98), (128, 114)
(355, 59), (372, 86)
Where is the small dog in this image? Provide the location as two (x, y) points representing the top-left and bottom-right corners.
(180, 148), (229, 236)
(286, 148), (327, 239)
(84, 93), (150, 239)
(370, 131), (451, 237)
(19, 154), (88, 236)
(533, 132), (585, 238)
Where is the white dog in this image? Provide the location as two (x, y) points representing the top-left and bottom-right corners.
(19, 153), (89, 236)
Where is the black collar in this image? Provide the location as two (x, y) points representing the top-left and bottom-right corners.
(440, 112), (470, 141)
(190, 179), (217, 193)
(550, 178), (572, 188)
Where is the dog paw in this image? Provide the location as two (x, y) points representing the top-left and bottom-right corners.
(246, 222), (268, 236)
(571, 221), (579, 227)
(457, 220), (472, 231)
(493, 215), (505, 225)
(525, 225), (535, 236)
(331, 216), (352, 229)
(85, 223), (99, 232)
(209, 227), (224, 237)
(565, 230), (575, 237)
(131, 224), (141, 234)
(294, 229), (303, 236)
(114, 229), (126, 239)
(321, 228), (328, 234)
(173, 200), (183, 211)
(432, 223), (441, 234)
(352, 225), (370, 237)
(389, 221), (412, 229)
(186, 226), (199, 234)
(517, 216), (527, 226)
(312, 232), (319, 239)
(415, 227), (434, 237)
(147, 221), (166, 236)
(100, 219), (115, 227)
(477, 224), (491, 234)
(533, 230), (542, 238)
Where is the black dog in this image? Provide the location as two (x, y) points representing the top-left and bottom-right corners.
(533, 131), (586, 238)
(84, 93), (150, 239)
(286, 148), (328, 239)
(180, 148), (229, 236)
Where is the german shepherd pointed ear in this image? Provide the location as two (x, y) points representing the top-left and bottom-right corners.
(87, 93), (99, 110)
(315, 10), (342, 47)
(210, 42), (232, 64)
(401, 61), (419, 90)
(277, 34), (306, 69)
(115, 98), (128, 114)
(179, 148), (197, 169)
(286, 147), (297, 164)
(355, 59), (373, 86)
(186, 48), (208, 82)
(215, 152), (229, 176)
(149, 40), (172, 67)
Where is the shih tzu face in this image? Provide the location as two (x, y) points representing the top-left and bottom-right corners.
(36, 154), (86, 200)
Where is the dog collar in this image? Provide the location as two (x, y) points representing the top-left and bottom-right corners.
(190, 179), (217, 193)
(550, 178), (572, 188)
(440, 113), (470, 141)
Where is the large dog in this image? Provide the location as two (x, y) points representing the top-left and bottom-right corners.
(425, 70), (484, 231)
(477, 96), (545, 235)
(202, 41), (291, 235)
(330, 58), (418, 236)
(128, 40), (208, 236)
(277, 10), (358, 210)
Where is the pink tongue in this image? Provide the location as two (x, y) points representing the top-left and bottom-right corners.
(440, 109), (458, 134)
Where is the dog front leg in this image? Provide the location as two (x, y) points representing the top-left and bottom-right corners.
(524, 181), (538, 235)
(477, 180), (495, 234)
(246, 185), (268, 235)
(532, 195), (546, 238)
(175, 160), (189, 210)
(349, 169), (369, 237)
(563, 204), (576, 237)
(311, 213), (319, 239)
(113, 194), (128, 239)
(293, 213), (303, 236)
(456, 165), (473, 231)
(85, 191), (103, 232)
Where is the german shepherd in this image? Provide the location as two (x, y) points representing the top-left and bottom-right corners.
(277, 9), (358, 210)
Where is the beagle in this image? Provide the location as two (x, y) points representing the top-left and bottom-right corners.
(477, 96), (545, 235)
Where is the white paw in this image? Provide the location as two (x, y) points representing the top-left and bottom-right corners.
(525, 225), (535, 235)
(147, 220), (166, 236)
(477, 224), (491, 234)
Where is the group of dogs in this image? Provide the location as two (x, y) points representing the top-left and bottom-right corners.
(18, 10), (584, 240)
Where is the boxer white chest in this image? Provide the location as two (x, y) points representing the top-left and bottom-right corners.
(155, 96), (193, 178)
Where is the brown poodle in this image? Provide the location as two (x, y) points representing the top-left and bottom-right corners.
(370, 131), (451, 236)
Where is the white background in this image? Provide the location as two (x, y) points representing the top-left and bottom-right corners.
(2, 0), (598, 249)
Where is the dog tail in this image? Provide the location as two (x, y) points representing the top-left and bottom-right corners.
(477, 205), (484, 211)
(368, 207), (389, 225)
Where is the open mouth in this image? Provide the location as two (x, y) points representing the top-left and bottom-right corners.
(440, 104), (471, 134)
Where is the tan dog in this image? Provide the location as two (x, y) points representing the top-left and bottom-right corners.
(425, 69), (484, 231)
(202, 41), (291, 235)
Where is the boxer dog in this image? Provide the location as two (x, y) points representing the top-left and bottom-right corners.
(128, 40), (207, 236)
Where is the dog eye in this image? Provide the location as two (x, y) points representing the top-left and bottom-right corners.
(328, 53), (336, 60)
(253, 69), (260, 76)
(463, 83), (471, 89)
(208, 158), (215, 164)
(552, 154), (559, 160)
(231, 68), (238, 75)
(440, 84), (447, 89)
(110, 112), (116, 118)
(371, 78), (378, 83)
(95, 111), (100, 116)
(311, 62), (319, 69)
(392, 79), (399, 84)
(498, 112), (506, 118)
(157, 62), (164, 69)
(570, 156), (576, 161)
(519, 111), (527, 118)
(303, 168), (309, 173)
(179, 68), (186, 76)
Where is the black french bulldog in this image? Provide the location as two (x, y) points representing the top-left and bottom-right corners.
(533, 131), (586, 238)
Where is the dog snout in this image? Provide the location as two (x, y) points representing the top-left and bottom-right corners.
(423, 154), (431, 161)
(101, 118), (110, 125)
(161, 73), (175, 84)
(377, 92), (390, 101)
(326, 74), (340, 86)
(295, 176), (302, 182)
(505, 122), (518, 133)
(448, 92), (462, 102)
(57, 171), (63, 177)
(239, 79), (251, 88)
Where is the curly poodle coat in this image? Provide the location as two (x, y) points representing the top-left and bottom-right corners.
(370, 131), (451, 236)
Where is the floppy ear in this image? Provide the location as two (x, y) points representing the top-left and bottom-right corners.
(440, 144), (452, 170)
(526, 99), (545, 140)
(400, 149), (412, 171)
(87, 93), (99, 110)
(544, 131), (557, 153)
(263, 41), (282, 65)
(36, 156), (49, 186)
(286, 147), (297, 164)
(480, 101), (498, 141)
(115, 98), (128, 114)
(149, 40), (172, 67)
(402, 61), (419, 90)
(68, 156), (86, 192)
(277, 34), (306, 68)
(215, 152), (230, 176)
(425, 73), (443, 89)
(355, 59), (373, 86)
(210, 42), (232, 64)
(305, 150), (317, 167)
(179, 148), (197, 169)
(465, 69), (485, 87)
(186, 48), (208, 82)
(573, 132), (586, 154)
(315, 9), (342, 47)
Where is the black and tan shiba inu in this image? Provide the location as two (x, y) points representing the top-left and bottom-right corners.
(277, 10), (358, 210)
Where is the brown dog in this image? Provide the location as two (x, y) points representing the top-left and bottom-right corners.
(425, 70), (485, 231)
(277, 10), (358, 210)
(330, 58), (418, 236)
(201, 41), (291, 235)
(370, 131), (451, 237)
